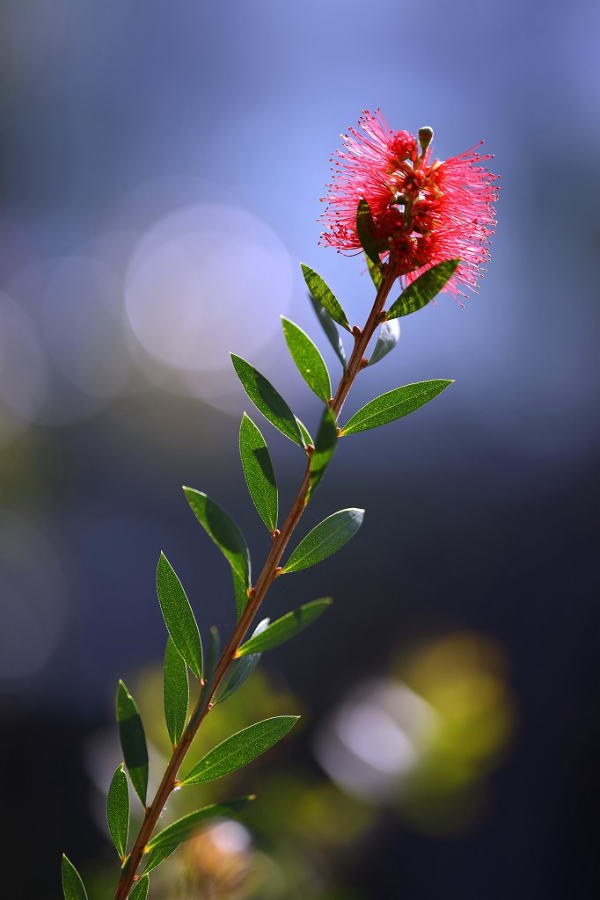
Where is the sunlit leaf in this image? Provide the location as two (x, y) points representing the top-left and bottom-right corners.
(116, 680), (149, 808)
(237, 599), (332, 656)
(214, 618), (269, 704)
(301, 264), (350, 331)
(156, 553), (203, 678)
(146, 797), (255, 857)
(107, 765), (129, 860)
(129, 875), (149, 900)
(181, 716), (299, 785)
(231, 354), (304, 446)
(309, 294), (346, 370)
(283, 508), (364, 573)
(296, 417), (313, 447)
(386, 260), (460, 319)
(281, 317), (332, 401)
(184, 488), (251, 592)
(367, 255), (382, 289)
(239, 414), (278, 532)
(163, 637), (189, 748)
(341, 380), (453, 435)
(368, 319), (400, 366)
(356, 198), (381, 267)
(61, 855), (88, 900)
(307, 407), (338, 500)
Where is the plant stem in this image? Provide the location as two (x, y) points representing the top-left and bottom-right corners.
(114, 260), (398, 899)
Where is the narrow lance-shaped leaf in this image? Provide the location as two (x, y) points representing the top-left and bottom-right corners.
(156, 553), (203, 678)
(301, 263), (350, 331)
(341, 380), (453, 435)
(368, 319), (400, 366)
(296, 417), (313, 447)
(309, 294), (347, 370)
(107, 764), (129, 860)
(281, 317), (332, 402)
(184, 488), (251, 592)
(147, 798), (255, 855)
(237, 599), (333, 656)
(231, 354), (304, 446)
(307, 406), (338, 500)
(116, 680), (149, 807)
(386, 259), (460, 319)
(181, 716), (299, 786)
(129, 875), (150, 900)
(61, 855), (88, 900)
(239, 413), (278, 532)
(214, 618), (269, 704)
(356, 198), (381, 267)
(367, 255), (383, 289)
(283, 508), (364, 574)
(163, 637), (189, 747)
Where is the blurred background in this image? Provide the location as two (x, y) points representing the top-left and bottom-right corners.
(1, 0), (599, 897)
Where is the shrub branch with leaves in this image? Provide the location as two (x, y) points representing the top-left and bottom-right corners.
(61, 111), (497, 899)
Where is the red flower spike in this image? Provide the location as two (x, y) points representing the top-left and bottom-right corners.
(320, 110), (499, 299)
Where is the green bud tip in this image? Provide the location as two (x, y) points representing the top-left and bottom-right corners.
(418, 126), (434, 152)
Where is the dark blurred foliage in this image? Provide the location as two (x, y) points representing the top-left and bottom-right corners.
(1, 0), (599, 897)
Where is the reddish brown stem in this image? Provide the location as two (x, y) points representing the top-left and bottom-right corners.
(114, 260), (398, 898)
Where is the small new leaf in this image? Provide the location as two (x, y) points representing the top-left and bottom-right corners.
(386, 260), (460, 319)
(239, 414), (278, 532)
(116, 680), (149, 808)
(283, 508), (364, 573)
(356, 198), (381, 267)
(237, 599), (333, 656)
(368, 319), (400, 366)
(184, 488), (251, 593)
(341, 380), (453, 435)
(281, 317), (332, 401)
(307, 406), (338, 500)
(181, 716), (299, 785)
(309, 294), (347, 369)
(61, 855), (88, 900)
(129, 875), (150, 900)
(164, 637), (189, 747)
(156, 553), (203, 678)
(107, 764), (129, 860)
(231, 354), (304, 446)
(301, 264), (350, 331)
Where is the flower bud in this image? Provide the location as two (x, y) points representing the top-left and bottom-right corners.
(418, 126), (434, 152)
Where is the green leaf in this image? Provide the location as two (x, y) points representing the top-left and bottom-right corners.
(184, 488), (251, 592)
(237, 599), (332, 656)
(356, 198), (381, 267)
(309, 294), (347, 370)
(147, 797), (254, 856)
(368, 319), (400, 366)
(341, 380), (453, 435)
(107, 765), (129, 860)
(116, 680), (149, 808)
(367, 255), (383, 289)
(307, 407), (338, 500)
(232, 571), (249, 620)
(231, 354), (304, 446)
(163, 637), (189, 748)
(281, 317), (332, 402)
(283, 508), (364, 574)
(301, 264), (350, 331)
(386, 260), (460, 319)
(239, 413), (278, 532)
(296, 417), (313, 447)
(156, 553), (203, 678)
(181, 716), (299, 785)
(129, 875), (150, 900)
(214, 618), (269, 704)
(61, 855), (88, 900)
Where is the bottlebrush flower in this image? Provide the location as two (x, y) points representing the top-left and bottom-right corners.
(320, 110), (498, 298)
